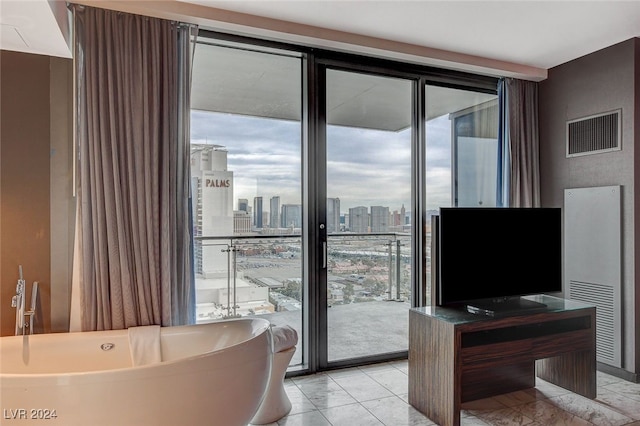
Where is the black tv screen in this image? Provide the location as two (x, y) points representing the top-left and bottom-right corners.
(437, 207), (562, 308)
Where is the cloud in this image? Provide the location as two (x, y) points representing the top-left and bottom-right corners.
(191, 110), (453, 214)
(325, 125), (411, 210)
(426, 167), (452, 210)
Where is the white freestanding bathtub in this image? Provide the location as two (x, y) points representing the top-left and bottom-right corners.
(0, 318), (273, 426)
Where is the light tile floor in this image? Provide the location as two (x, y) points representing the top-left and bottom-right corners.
(256, 360), (640, 426)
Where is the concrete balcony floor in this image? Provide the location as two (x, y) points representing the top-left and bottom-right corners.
(262, 299), (410, 365)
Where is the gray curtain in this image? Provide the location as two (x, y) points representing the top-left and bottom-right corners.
(73, 5), (195, 330)
(499, 78), (541, 207)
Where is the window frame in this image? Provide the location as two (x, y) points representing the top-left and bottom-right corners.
(193, 29), (499, 376)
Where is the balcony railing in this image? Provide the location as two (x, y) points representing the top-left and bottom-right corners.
(194, 232), (411, 319)
(194, 232), (414, 364)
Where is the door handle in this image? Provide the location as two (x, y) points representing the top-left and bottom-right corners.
(322, 242), (327, 269)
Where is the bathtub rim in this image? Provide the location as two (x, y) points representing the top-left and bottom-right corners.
(0, 317), (273, 378)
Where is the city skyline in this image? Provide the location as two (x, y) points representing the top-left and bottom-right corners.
(190, 145), (411, 247)
(239, 196), (409, 218)
(190, 110), (453, 213)
(239, 196), (409, 232)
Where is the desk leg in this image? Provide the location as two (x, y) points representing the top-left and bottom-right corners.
(409, 310), (459, 426)
(536, 349), (597, 399)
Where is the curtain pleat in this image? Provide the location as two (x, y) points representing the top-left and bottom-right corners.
(73, 5), (195, 330)
(498, 78), (541, 208)
(507, 78), (540, 208)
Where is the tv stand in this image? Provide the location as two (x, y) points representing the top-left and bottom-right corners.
(464, 296), (548, 317)
(409, 295), (596, 426)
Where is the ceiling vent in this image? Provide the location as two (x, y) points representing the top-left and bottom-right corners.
(566, 110), (621, 157)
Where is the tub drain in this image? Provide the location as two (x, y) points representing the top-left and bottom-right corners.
(101, 343), (115, 351)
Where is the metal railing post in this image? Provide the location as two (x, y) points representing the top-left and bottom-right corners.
(222, 244), (232, 318)
(387, 240), (393, 301)
(232, 245), (238, 317)
(396, 240), (401, 301)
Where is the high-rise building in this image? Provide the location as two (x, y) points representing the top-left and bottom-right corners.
(371, 205), (390, 232)
(253, 197), (263, 229)
(281, 204), (302, 229)
(401, 204), (407, 225)
(190, 144), (234, 275)
(270, 196), (280, 228)
(191, 145), (272, 319)
(327, 198), (340, 233)
(238, 198), (249, 212)
(349, 206), (368, 233)
(392, 210), (401, 226)
(234, 210), (252, 233)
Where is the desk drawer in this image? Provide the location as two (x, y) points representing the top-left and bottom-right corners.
(461, 316), (590, 348)
(461, 328), (593, 368)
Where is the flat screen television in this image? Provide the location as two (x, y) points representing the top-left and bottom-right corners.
(436, 207), (562, 315)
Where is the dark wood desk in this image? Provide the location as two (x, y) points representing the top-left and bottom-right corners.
(408, 295), (596, 426)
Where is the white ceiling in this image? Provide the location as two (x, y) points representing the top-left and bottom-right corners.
(2, 1), (640, 74)
(0, 0), (71, 58)
(183, 0), (640, 70)
(5, 0), (637, 131)
(0, 0), (640, 73)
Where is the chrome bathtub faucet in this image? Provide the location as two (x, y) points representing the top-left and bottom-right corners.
(11, 265), (26, 335)
(10, 265), (38, 336)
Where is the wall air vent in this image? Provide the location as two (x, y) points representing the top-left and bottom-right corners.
(568, 280), (618, 365)
(564, 186), (622, 368)
(566, 110), (621, 157)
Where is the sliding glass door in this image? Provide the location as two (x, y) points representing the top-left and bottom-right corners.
(189, 32), (499, 374)
(423, 84), (499, 304)
(323, 68), (414, 364)
(190, 39), (305, 367)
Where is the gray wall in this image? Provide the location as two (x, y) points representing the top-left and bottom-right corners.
(0, 51), (73, 336)
(1, 51), (52, 336)
(539, 38), (638, 375)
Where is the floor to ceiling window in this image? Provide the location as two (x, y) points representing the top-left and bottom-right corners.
(189, 31), (498, 374)
(324, 69), (413, 363)
(189, 38), (305, 367)
(423, 85), (499, 304)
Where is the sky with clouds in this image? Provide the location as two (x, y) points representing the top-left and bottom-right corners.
(187, 39), (494, 218)
(190, 110), (453, 215)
